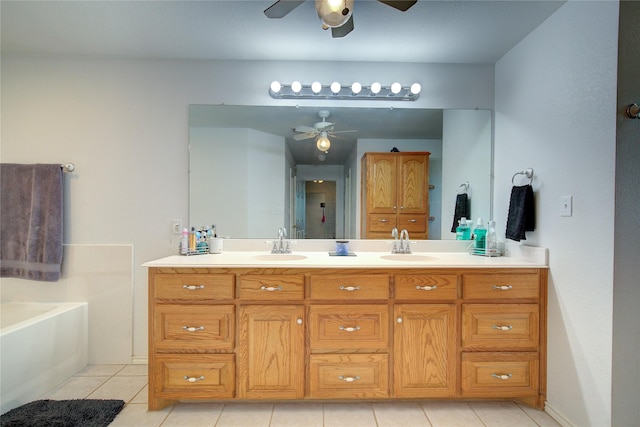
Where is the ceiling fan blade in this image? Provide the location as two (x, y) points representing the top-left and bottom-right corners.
(315, 121), (334, 129)
(331, 15), (354, 38)
(294, 125), (317, 133)
(293, 133), (316, 141)
(264, 0), (305, 18)
(330, 130), (358, 134)
(377, 0), (417, 12)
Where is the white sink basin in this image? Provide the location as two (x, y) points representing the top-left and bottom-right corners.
(380, 254), (437, 262)
(252, 254), (308, 261)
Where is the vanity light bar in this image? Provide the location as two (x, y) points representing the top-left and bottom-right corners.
(269, 81), (421, 101)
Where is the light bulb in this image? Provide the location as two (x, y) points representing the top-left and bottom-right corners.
(311, 81), (322, 93)
(330, 81), (341, 94)
(315, 0), (354, 28)
(270, 81), (281, 93)
(391, 82), (402, 94)
(316, 134), (331, 151)
(370, 82), (381, 94)
(291, 81), (302, 93)
(410, 83), (421, 95)
(351, 82), (362, 94)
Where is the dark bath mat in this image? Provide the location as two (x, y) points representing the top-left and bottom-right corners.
(0, 399), (125, 427)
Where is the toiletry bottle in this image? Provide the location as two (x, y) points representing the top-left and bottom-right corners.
(189, 227), (196, 252)
(462, 219), (471, 240)
(180, 228), (189, 255)
(474, 218), (487, 250)
(456, 217), (466, 240)
(487, 220), (497, 253)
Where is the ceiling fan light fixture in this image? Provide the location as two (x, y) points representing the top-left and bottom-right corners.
(351, 82), (362, 94)
(330, 81), (341, 94)
(315, 0), (354, 28)
(316, 132), (331, 151)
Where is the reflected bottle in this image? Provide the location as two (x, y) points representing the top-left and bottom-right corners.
(456, 217), (471, 240)
(474, 218), (487, 250)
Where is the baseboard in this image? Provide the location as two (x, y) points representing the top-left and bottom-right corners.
(131, 356), (148, 365)
(545, 401), (576, 427)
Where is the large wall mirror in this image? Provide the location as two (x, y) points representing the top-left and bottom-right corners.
(189, 105), (492, 240)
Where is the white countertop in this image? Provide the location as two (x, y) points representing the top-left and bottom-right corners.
(143, 240), (547, 269)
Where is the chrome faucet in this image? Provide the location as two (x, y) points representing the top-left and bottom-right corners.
(391, 227), (400, 253)
(398, 229), (412, 254)
(272, 227), (291, 254)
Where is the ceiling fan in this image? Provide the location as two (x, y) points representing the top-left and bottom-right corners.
(293, 110), (357, 151)
(264, 0), (417, 38)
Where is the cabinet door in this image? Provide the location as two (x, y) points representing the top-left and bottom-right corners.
(239, 305), (304, 399)
(366, 154), (397, 214)
(397, 154), (428, 214)
(393, 304), (456, 397)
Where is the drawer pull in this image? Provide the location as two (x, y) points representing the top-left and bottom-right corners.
(339, 285), (360, 291)
(416, 285), (438, 291)
(491, 373), (513, 380)
(339, 325), (361, 332)
(260, 285), (282, 292)
(183, 375), (205, 383)
(183, 285), (205, 290)
(492, 325), (513, 331)
(338, 375), (360, 382)
(378, 219), (389, 223)
(492, 285), (513, 291)
(182, 326), (205, 332)
(407, 219), (417, 223)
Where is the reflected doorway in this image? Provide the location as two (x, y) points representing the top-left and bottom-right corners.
(305, 181), (336, 239)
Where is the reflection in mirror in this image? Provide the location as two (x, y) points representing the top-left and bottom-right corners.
(189, 105), (492, 240)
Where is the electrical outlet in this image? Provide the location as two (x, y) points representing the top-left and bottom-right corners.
(172, 219), (182, 234)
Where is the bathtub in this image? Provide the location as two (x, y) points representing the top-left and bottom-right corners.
(0, 302), (88, 414)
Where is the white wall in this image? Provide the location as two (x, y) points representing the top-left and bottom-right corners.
(1, 58), (494, 359)
(494, 2), (619, 426)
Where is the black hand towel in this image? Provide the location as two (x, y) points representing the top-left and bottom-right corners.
(450, 193), (470, 233)
(505, 184), (535, 241)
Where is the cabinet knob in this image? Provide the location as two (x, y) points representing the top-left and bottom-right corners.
(492, 285), (513, 291)
(183, 375), (205, 383)
(491, 373), (513, 380)
(397, 317), (403, 323)
(183, 285), (205, 290)
(296, 318), (303, 325)
(339, 325), (361, 332)
(338, 375), (360, 382)
(182, 326), (205, 332)
(416, 285), (437, 291)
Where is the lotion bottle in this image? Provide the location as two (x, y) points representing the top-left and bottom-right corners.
(180, 228), (189, 255)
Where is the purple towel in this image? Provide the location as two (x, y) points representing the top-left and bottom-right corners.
(0, 164), (63, 281)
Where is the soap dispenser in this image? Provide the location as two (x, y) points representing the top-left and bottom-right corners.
(474, 218), (487, 250)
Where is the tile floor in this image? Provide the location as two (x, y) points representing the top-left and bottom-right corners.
(40, 365), (561, 427)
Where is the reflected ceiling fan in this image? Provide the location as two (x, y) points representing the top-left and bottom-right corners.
(293, 109), (357, 152)
(264, 0), (417, 38)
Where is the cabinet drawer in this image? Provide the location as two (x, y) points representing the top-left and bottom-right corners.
(154, 305), (235, 351)
(154, 274), (234, 300)
(368, 214), (396, 233)
(396, 214), (426, 232)
(462, 304), (538, 350)
(462, 273), (539, 300)
(310, 305), (389, 350)
(310, 275), (389, 300)
(153, 354), (235, 399)
(309, 354), (389, 398)
(461, 352), (539, 397)
(395, 275), (457, 300)
(239, 275), (304, 300)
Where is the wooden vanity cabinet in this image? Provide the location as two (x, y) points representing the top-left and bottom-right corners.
(361, 152), (430, 239)
(148, 266), (546, 410)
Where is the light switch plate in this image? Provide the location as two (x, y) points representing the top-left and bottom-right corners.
(560, 196), (573, 217)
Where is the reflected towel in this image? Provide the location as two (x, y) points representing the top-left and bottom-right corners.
(450, 193), (470, 233)
(505, 184), (535, 242)
(0, 164), (63, 281)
